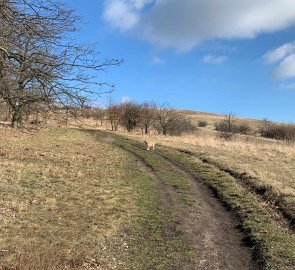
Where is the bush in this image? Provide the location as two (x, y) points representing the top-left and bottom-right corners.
(215, 114), (252, 138)
(215, 121), (234, 133)
(198, 121), (208, 127)
(236, 123), (252, 135)
(169, 116), (196, 136)
(120, 102), (141, 132)
(260, 124), (295, 141)
(154, 106), (196, 136)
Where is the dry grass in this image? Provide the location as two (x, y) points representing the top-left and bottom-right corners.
(72, 111), (295, 202)
(163, 133), (295, 196)
(179, 109), (265, 132)
(0, 127), (137, 269)
(123, 130), (295, 197)
(103, 112), (293, 197)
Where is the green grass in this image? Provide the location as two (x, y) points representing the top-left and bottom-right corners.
(93, 131), (197, 269)
(115, 137), (196, 207)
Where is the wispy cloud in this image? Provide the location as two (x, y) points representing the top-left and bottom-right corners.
(263, 41), (295, 64)
(203, 54), (227, 64)
(279, 83), (295, 90)
(263, 41), (295, 81)
(103, 0), (295, 52)
(152, 56), (166, 65)
(273, 54), (295, 80)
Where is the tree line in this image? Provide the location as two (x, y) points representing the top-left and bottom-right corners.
(79, 101), (196, 136)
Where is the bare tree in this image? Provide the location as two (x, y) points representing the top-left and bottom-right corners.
(93, 107), (106, 127)
(138, 101), (156, 134)
(0, 0), (121, 128)
(120, 101), (141, 132)
(107, 104), (123, 131)
(215, 112), (237, 140)
(154, 103), (195, 136)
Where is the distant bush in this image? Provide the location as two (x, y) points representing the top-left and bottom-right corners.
(154, 104), (196, 136)
(260, 124), (295, 141)
(120, 102), (141, 132)
(235, 123), (252, 135)
(169, 116), (197, 136)
(80, 108), (93, 119)
(215, 121), (233, 133)
(215, 113), (253, 139)
(215, 113), (254, 139)
(198, 121), (208, 127)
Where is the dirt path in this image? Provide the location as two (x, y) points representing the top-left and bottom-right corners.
(115, 138), (259, 270)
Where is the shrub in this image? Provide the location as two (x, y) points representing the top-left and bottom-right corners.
(215, 121), (234, 133)
(260, 124), (295, 141)
(198, 121), (208, 127)
(154, 105), (196, 136)
(168, 116), (196, 136)
(236, 123), (252, 135)
(120, 102), (141, 132)
(215, 113), (236, 140)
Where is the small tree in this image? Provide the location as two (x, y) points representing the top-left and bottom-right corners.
(93, 107), (106, 127)
(215, 113), (237, 140)
(107, 104), (123, 131)
(138, 101), (156, 134)
(154, 103), (195, 136)
(120, 102), (141, 132)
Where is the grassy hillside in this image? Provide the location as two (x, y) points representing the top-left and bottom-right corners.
(1, 107), (295, 269)
(179, 109), (266, 131)
(103, 110), (295, 269)
(0, 127), (137, 268)
(0, 127), (199, 269)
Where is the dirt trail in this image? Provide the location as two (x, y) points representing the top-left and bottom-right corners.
(119, 140), (259, 270)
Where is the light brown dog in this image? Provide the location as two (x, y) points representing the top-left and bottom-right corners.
(144, 140), (156, 151)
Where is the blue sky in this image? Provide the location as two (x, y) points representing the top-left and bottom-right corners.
(64, 0), (295, 123)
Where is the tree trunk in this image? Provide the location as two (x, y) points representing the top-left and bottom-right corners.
(163, 128), (167, 136)
(11, 109), (22, 128)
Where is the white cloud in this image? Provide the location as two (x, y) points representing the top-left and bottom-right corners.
(103, 0), (295, 51)
(103, 0), (153, 31)
(263, 41), (295, 82)
(203, 54), (227, 64)
(273, 54), (295, 80)
(103, 0), (139, 31)
(263, 42), (295, 64)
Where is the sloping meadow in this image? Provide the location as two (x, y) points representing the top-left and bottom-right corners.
(0, 128), (142, 269)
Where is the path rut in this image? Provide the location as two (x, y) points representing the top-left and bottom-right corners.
(118, 140), (259, 270)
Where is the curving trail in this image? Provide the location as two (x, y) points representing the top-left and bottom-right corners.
(114, 137), (259, 270)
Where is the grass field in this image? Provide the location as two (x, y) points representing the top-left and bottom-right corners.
(0, 127), (139, 269)
(0, 127), (198, 269)
(1, 107), (295, 269)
